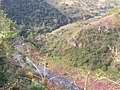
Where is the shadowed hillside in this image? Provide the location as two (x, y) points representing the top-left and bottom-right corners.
(1, 0), (70, 34)
(45, 0), (120, 21)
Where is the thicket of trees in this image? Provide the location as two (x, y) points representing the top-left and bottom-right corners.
(66, 27), (120, 71)
(1, 0), (70, 34)
(0, 10), (16, 88)
(46, 0), (120, 21)
(0, 10), (45, 90)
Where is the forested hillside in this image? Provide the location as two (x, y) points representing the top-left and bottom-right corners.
(45, 0), (120, 21)
(2, 0), (119, 36)
(33, 7), (120, 72)
(0, 10), (45, 90)
(1, 0), (69, 34)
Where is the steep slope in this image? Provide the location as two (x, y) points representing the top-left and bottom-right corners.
(45, 0), (96, 21)
(34, 7), (120, 72)
(45, 0), (120, 21)
(1, 0), (69, 34)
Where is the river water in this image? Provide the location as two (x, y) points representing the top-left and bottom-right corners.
(13, 51), (84, 90)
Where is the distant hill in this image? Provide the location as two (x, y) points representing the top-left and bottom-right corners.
(1, 0), (119, 35)
(1, 0), (70, 34)
(45, 0), (120, 21)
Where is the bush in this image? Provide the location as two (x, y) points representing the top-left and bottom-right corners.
(30, 83), (45, 90)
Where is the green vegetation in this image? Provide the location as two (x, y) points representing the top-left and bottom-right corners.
(0, 10), (45, 90)
(1, 0), (120, 89)
(32, 11), (120, 75)
(30, 82), (44, 90)
(0, 10), (16, 86)
(106, 6), (120, 15)
(72, 27), (120, 71)
(46, 0), (97, 20)
(1, 0), (69, 34)
(46, 0), (120, 21)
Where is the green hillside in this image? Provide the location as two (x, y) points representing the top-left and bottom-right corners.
(45, 0), (120, 21)
(0, 10), (46, 90)
(33, 9), (120, 73)
(1, 0), (69, 34)
(1, 0), (120, 90)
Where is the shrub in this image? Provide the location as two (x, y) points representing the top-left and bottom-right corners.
(30, 83), (45, 90)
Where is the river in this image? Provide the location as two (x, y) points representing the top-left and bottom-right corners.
(13, 51), (84, 90)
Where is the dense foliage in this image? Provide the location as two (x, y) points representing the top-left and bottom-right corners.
(1, 1), (120, 89)
(45, 0), (120, 21)
(1, 0), (69, 34)
(67, 27), (120, 71)
(0, 10), (15, 88)
(0, 10), (43, 90)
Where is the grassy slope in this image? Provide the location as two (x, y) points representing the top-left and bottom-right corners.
(23, 7), (120, 90)
(105, 6), (120, 15)
(33, 7), (120, 77)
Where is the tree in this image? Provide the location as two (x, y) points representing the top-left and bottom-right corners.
(0, 10), (16, 88)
